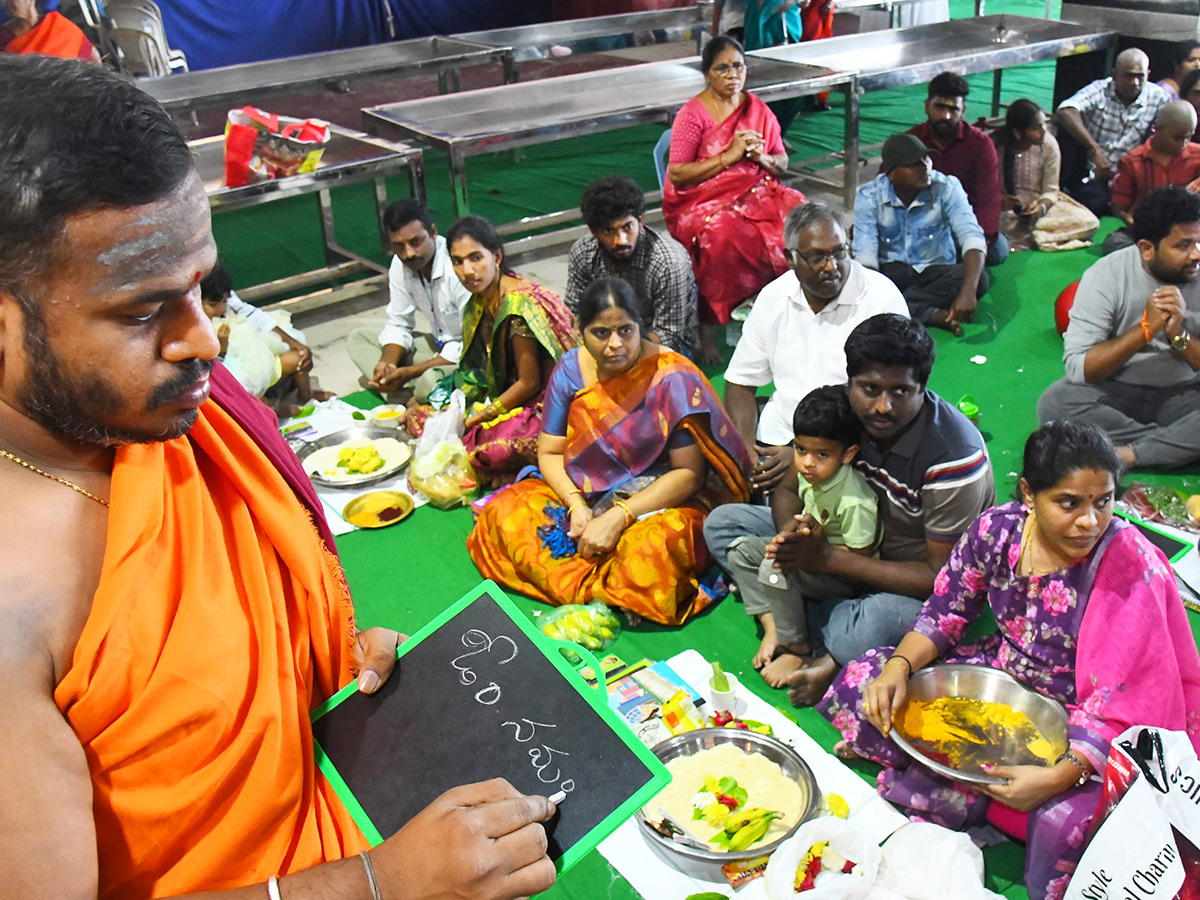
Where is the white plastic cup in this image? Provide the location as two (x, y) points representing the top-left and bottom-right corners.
(708, 671), (740, 714)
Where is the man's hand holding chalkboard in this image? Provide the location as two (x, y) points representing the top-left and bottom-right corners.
(372, 777), (558, 900)
(354, 627), (405, 694)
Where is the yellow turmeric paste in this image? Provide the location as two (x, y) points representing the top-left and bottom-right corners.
(899, 697), (1058, 770)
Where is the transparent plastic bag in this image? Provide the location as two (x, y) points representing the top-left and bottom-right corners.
(408, 390), (477, 509)
(764, 816), (880, 900)
(539, 601), (622, 652)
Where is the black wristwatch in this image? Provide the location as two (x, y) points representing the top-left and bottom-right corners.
(1171, 330), (1192, 352)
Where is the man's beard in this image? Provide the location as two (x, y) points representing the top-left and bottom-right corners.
(17, 303), (212, 446)
(1149, 254), (1199, 286)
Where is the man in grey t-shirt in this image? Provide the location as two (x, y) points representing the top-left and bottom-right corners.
(1038, 186), (1200, 468)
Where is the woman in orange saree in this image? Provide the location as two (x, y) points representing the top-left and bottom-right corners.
(1, 1), (98, 60)
(663, 34), (806, 364)
(468, 278), (751, 626)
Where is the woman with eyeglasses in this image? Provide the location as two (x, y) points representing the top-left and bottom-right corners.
(663, 34), (807, 366)
(468, 277), (750, 626)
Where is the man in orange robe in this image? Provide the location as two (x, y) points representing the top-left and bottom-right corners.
(0, 55), (558, 900)
(1, 0), (99, 60)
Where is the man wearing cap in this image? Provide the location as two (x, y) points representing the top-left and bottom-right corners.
(852, 132), (988, 336)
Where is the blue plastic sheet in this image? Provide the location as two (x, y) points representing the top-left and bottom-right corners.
(156, 0), (549, 71)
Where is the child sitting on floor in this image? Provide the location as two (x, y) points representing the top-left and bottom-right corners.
(728, 384), (880, 688)
(200, 265), (329, 417)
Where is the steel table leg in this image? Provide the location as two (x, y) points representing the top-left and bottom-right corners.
(842, 78), (860, 210)
(408, 153), (427, 206)
(992, 69), (1003, 117)
(450, 149), (470, 218)
(374, 177), (390, 255)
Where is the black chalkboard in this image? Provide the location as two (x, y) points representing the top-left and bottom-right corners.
(310, 581), (670, 872)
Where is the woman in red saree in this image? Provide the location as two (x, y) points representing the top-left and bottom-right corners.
(468, 278), (750, 626)
(1, 0), (98, 60)
(445, 215), (578, 484)
(664, 35), (807, 364)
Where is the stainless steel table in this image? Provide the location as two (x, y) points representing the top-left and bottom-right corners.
(455, 5), (711, 82)
(362, 54), (857, 233)
(144, 37), (513, 116)
(1060, 0), (1200, 42)
(193, 125), (424, 307)
(751, 15), (1116, 195)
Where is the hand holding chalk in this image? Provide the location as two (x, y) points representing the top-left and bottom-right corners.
(373, 778), (557, 900)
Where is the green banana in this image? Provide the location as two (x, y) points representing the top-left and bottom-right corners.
(722, 806), (774, 835)
(727, 813), (778, 852)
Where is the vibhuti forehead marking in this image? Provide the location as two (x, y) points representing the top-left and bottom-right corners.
(93, 192), (209, 292)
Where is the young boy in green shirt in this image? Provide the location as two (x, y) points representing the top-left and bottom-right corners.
(727, 384), (880, 687)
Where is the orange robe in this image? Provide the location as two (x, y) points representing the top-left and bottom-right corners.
(53, 394), (368, 899)
(3, 11), (95, 59)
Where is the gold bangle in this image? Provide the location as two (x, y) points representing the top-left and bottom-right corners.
(566, 500), (587, 516)
(613, 499), (636, 527)
(564, 489), (583, 502)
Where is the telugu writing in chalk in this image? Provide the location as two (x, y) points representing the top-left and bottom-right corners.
(450, 628), (574, 794)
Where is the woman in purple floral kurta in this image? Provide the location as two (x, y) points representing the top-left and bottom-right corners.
(819, 422), (1200, 900)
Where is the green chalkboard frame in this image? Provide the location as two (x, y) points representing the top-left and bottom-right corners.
(311, 579), (672, 875)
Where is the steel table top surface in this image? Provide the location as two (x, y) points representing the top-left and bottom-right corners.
(752, 14), (1116, 91)
(191, 125), (421, 212)
(142, 37), (510, 113)
(361, 54), (848, 154)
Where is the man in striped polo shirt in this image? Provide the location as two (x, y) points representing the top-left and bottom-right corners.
(777, 314), (994, 705)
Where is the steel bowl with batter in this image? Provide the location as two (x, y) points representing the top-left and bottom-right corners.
(634, 728), (821, 878)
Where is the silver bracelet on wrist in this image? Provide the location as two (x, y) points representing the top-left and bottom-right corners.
(360, 850), (385, 900)
(1056, 750), (1090, 788)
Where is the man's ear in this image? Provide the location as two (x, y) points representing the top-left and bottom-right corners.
(842, 443), (859, 465)
(1137, 237), (1157, 266)
(429, 223), (438, 240)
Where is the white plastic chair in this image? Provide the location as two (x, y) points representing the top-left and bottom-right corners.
(104, 0), (187, 76)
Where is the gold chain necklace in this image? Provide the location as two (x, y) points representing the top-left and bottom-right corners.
(0, 447), (110, 507)
(1018, 518), (1061, 577)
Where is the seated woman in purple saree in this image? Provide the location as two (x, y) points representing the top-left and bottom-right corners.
(819, 421), (1200, 900)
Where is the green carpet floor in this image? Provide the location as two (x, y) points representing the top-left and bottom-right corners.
(211, 2), (1200, 894)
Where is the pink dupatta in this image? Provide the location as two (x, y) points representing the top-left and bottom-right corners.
(1073, 522), (1200, 768)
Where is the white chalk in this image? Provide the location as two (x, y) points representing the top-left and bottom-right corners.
(548, 789), (568, 805)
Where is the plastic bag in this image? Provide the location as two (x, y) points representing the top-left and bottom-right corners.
(876, 823), (1004, 900)
(408, 390), (476, 509)
(1066, 726), (1200, 900)
(764, 816), (880, 900)
(224, 107), (330, 188)
(539, 601), (621, 652)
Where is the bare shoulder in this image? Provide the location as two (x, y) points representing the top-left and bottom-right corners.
(0, 476), (106, 898)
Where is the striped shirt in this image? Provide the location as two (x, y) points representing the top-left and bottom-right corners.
(1058, 78), (1169, 176)
(852, 390), (994, 570)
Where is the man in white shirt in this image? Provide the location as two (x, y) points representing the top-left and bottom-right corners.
(720, 201), (909, 494)
(348, 200), (470, 403)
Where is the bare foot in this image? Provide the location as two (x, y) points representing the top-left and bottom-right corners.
(833, 740), (862, 760)
(761, 652), (806, 688)
(786, 653), (839, 707)
(752, 635), (779, 670)
(698, 325), (723, 366)
(926, 311), (965, 337)
(310, 389), (336, 402)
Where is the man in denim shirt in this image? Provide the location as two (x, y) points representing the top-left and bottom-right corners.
(853, 133), (988, 336)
